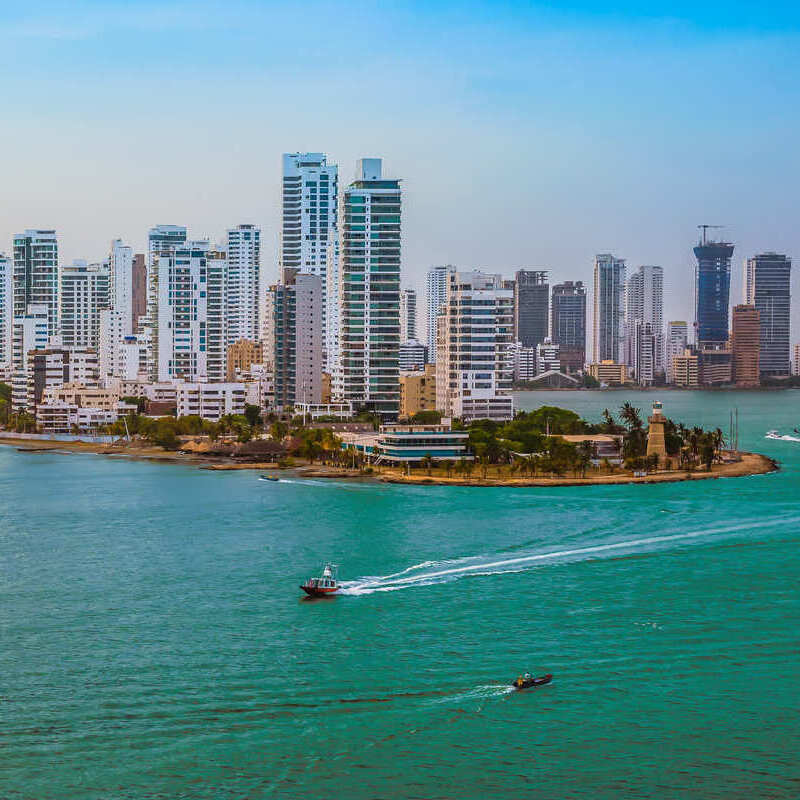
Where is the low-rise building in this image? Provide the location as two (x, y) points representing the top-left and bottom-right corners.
(176, 382), (246, 420)
(37, 403), (122, 433)
(672, 349), (699, 388)
(399, 340), (428, 372)
(536, 337), (560, 375)
(226, 339), (264, 381)
(399, 364), (436, 418)
(699, 346), (732, 386)
(509, 342), (537, 382)
(340, 422), (471, 464)
(588, 360), (627, 385)
(558, 434), (623, 465)
(41, 383), (118, 410)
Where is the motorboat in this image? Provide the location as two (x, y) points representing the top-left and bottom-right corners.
(766, 430), (780, 439)
(300, 563), (339, 597)
(511, 673), (552, 690)
(260, 474), (280, 481)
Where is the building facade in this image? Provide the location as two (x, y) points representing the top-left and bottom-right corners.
(226, 224), (261, 344)
(399, 364), (437, 418)
(624, 265), (663, 381)
(435, 270), (514, 422)
(744, 252), (791, 376)
(399, 340), (427, 371)
(425, 265), (453, 364)
(730, 305), (760, 387)
(551, 281), (586, 373)
(0, 253), (11, 367)
(400, 287), (418, 342)
(176, 383), (246, 420)
(666, 321), (688, 383)
(226, 339), (264, 382)
(13, 229), (59, 338)
(694, 236), (734, 347)
(514, 270), (549, 348)
(60, 260), (110, 350)
(592, 254), (625, 363)
(11, 304), (50, 410)
(338, 158), (401, 418)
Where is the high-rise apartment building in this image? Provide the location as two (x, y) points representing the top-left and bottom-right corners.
(624, 265), (664, 382)
(793, 343), (800, 377)
(11, 304), (49, 410)
(132, 253), (146, 333)
(226, 224), (261, 344)
(551, 281), (586, 373)
(744, 253), (791, 376)
(514, 270), (549, 348)
(592, 254), (625, 362)
(109, 240), (134, 334)
(13, 230), (59, 338)
(426, 265), (454, 364)
(338, 158), (401, 418)
(435, 270), (514, 422)
(264, 269), (323, 408)
(60, 260), (110, 350)
(155, 240), (227, 383)
(666, 321), (688, 383)
(731, 305), (760, 387)
(694, 234), (734, 347)
(400, 288), (418, 342)
(0, 254), (11, 367)
(399, 340), (427, 371)
(281, 153), (338, 371)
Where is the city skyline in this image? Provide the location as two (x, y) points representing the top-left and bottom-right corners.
(2, 2), (799, 333)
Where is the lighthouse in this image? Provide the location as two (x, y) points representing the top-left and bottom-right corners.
(646, 400), (667, 461)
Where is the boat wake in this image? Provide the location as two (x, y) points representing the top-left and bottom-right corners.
(339, 516), (798, 596)
(765, 431), (800, 442)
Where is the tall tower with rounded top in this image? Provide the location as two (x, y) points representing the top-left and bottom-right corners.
(646, 400), (667, 460)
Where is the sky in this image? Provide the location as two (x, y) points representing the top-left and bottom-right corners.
(1, 0), (799, 341)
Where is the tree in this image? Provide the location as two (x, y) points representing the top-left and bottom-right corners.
(442, 459), (454, 479)
(411, 410), (442, 424)
(244, 404), (262, 428)
(421, 453), (434, 476)
(620, 402), (643, 431)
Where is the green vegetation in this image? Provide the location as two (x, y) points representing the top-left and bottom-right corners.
(0, 382), (11, 427)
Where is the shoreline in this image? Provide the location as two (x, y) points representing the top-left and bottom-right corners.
(0, 436), (778, 487)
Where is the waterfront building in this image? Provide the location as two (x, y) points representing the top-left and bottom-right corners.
(10, 304), (49, 410)
(793, 344), (800, 376)
(338, 158), (401, 418)
(374, 423), (470, 464)
(400, 288), (418, 342)
(646, 400), (667, 461)
(558, 434), (623, 464)
(624, 265), (663, 381)
(399, 364), (437, 418)
(281, 153), (338, 371)
(551, 281), (586, 373)
(155, 240), (227, 383)
(226, 224), (261, 344)
(425, 265), (454, 363)
(41, 382), (116, 411)
(399, 340), (427, 371)
(27, 348), (99, 410)
(672, 349), (700, 388)
(694, 234), (734, 347)
(588, 360), (627, 386)
(0, 253), (11, 367)
(731, 305), (760, 387)
(435, 270), (514, 422)
(514, 270), (549, 348)
(698, 345), (732, 385)
(264, 269), (323, 409)
(666, 321), (688, 383)
(592, 254), (625, 363)
(60, 260), (110, 350)
(13, 229), (59, 338)
(237, 362), (275, 412)
(175, 382), (246, 420)
(536, 337), (560, 375)
(509, 342), (537, 382)
(226, 339), (264, 381)
(744, 253), (791, 376)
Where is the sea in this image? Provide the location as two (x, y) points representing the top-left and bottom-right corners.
(1, 389), (798, 799)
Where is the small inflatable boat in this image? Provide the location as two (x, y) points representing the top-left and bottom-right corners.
(512, 673), (552, 690)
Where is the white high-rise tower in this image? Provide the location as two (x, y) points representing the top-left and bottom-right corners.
(13, 230), (59, 338)
(0, 254), (11, 367)
(226, 224), (261, 344)
(426, 265), (454, 363)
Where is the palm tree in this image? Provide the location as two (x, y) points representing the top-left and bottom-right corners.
(620, 402), (643, 431)
(421, 453), (434, 476)
(712, 428), (725, 460)
(442, 459), (454, 479)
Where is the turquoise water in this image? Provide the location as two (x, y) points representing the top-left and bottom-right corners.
(2, 390), (799, 799)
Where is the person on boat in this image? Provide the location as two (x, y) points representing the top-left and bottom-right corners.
(516, 675), (523, 687)
(524, 672), (532, 681)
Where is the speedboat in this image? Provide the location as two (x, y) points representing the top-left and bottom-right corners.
(261, 474), (280, 481)
(511, 673), (552, 690)
(766, 430), (780, 439)
(300, 563), (339, 597)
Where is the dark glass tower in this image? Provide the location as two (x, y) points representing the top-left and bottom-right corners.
(514, 270), (549, 347)
(694, 239), (734, 347)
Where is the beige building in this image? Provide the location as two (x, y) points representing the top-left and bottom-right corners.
(588, 360), (627, 385)
(400, 364), (436, 419)
(731, 305), (760, 387)
(672, 349), (699, 387)
(41, 383), (118, 410)
(226, 339), (263, 381)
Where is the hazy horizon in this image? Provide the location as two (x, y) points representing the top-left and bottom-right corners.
(2, 0), (798, 340)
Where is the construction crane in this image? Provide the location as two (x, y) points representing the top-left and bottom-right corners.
(697, 224), (725, 245)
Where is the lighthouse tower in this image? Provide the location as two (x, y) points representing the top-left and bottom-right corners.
(646, 400), (667, 461)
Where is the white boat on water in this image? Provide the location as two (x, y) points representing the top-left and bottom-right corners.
(765, 430), (800, 442)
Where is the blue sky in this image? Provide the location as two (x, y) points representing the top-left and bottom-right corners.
(1, 0), (798, 333)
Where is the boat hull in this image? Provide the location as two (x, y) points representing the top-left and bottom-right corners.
(512, 674), (552, 690)
(300, 585), (339, 597)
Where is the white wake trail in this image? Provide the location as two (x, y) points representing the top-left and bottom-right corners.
(340, 516), (797, 596)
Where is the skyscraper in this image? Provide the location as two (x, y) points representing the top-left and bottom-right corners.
(514, 270), (549, 348)
(744, 252), (791, 376)
(281, 153), (338, 370)
(13, 229), (59, 338)
(226, 224), (261, 344)
(109, 240), (134, 334)
(435, 270), (514, 422)
(426, 265), (453, 363)
(0, 253), (11, 367)
(694, 233), (734, 347)
(666, 321), (688, 383)
(60, 260), (110, 349)
(338, 158), (401, 418)
(592, 254), (625, 363)
(400, 288), (418, 342)
(264, 269), (323, 408)
(731, 305), (760, 387)
(624, 265), (664, 382)
(132, 253), (146, 333)
(551, 281), (586, 373)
